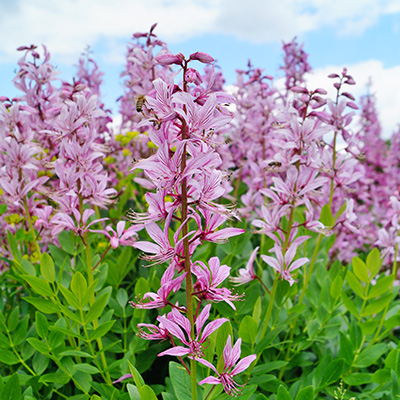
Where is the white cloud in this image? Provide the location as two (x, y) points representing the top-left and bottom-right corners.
(0, 0), (399, 62)
(304, 60), (400, 138)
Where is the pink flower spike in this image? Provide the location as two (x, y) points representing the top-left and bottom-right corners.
(189, 52), (214, 64)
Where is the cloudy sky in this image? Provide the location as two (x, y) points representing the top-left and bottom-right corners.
(1, 0), (400, 137)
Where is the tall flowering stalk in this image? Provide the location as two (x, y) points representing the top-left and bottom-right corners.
(127, 51), (254, 398)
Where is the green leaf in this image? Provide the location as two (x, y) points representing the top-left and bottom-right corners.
(23, 297), (59, 314)
(128, 361), (145, 391)
(74, 363), (100, 374)
(341, 292), (358, 316)
(81, 281), (98, 308)
(362, 293), (392, 316)
(330, 275), (343, 300)
(277, 385), (292, 400)
(89, 320), (115, 341)
(71, 272), (88, 306)
(117, 288), (128, 308)
(58, 231), (77, 255)
(58, 285), (81, 309)
(40, 253), (55, 283)
(372, 369), (391, 384)
(169, 361), (192, 400)
(127, 384), (140, 400)
(59, 350), (93, 358)
(339, 332), (354, 365)
(252, 296), (262, 324)
(319, 359), (344, 388)
(74, 371), (92, 394)
(320, 276), (331, 311)
(27, 338), (50, 355)
(33, 352), (49, 375)
(213, 384), (257, 399)
(368, 275), (394, 299)
(7, 306), (19, 332)
(385, 349), (400, 370)
(392, 369), (400, 397)
(21, 259), (36, 275)
(35, 312), (48, 339)
(139, 385), (158, 400)
(7, 231), (22, 263)
(134, 277), (150, 296)
(39, 372), (70, 384)
(366, 248), (382, 279)
(21, 275), (54, 297)
(352, 257), (369, 282)
(239, 315), (257, 344)
(295, 386), (313, 400)
(342, 373), (372, 385)
(0, 349), (19, 365)
(345, 271), (365, 299)
(49, 326), (85, 341)
(320, 204), (333, 227)
(354, 344), (387, 368)
(161, 393), (175, 400)
(252, 361), (288, 375)
(84, 292), (109, 324)
(333, 201), (347, 222)
(3, 373), (21, 400)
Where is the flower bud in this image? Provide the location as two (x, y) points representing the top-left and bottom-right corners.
(185, 68), (203, 85)
(291, 86), (309, 94)
(155, 53), (183, 66)
(189, 52), (214, 64)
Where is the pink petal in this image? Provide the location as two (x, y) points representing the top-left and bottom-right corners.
(231, 354), (257, 376)
(200, 318), (228, 343)
(158, 346), (190, 357)
(199, 376), (221, 386)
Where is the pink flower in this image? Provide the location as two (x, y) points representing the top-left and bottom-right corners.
(192, 257), (242, 309)
(137, 317), (170, 341)
(230, 247), (258, 286)
(132, 213), (183, 265)
(51, 208), (108, 237)
(196, 335), (256, 396)
(192, 209), (244, 244)
(130, 264), (186, 309)
(261, 241), (309, 286)
(92, 221), (142, 249)
(157, 304), (228, 358)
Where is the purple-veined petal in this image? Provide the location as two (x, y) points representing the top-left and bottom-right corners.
(289, 257), (309, 272)
(199, 376), (221, 385)
(231, 354), (257, 376)
(195, 304), (211, 336)
(200, 318), (228, 343)
(158, 346), (190, 357)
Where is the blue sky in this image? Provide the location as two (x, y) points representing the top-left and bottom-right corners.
(1, 0), (400, 137)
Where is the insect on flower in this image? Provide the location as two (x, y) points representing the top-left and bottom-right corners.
(136, 95), (147, 113)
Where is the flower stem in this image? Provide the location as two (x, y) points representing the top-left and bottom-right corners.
(24, 196), (41, 259)
(180, 67), (197, 398)
(258, 273), (279, 343)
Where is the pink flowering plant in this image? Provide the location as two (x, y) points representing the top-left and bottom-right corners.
(0, 30), (400, 400)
